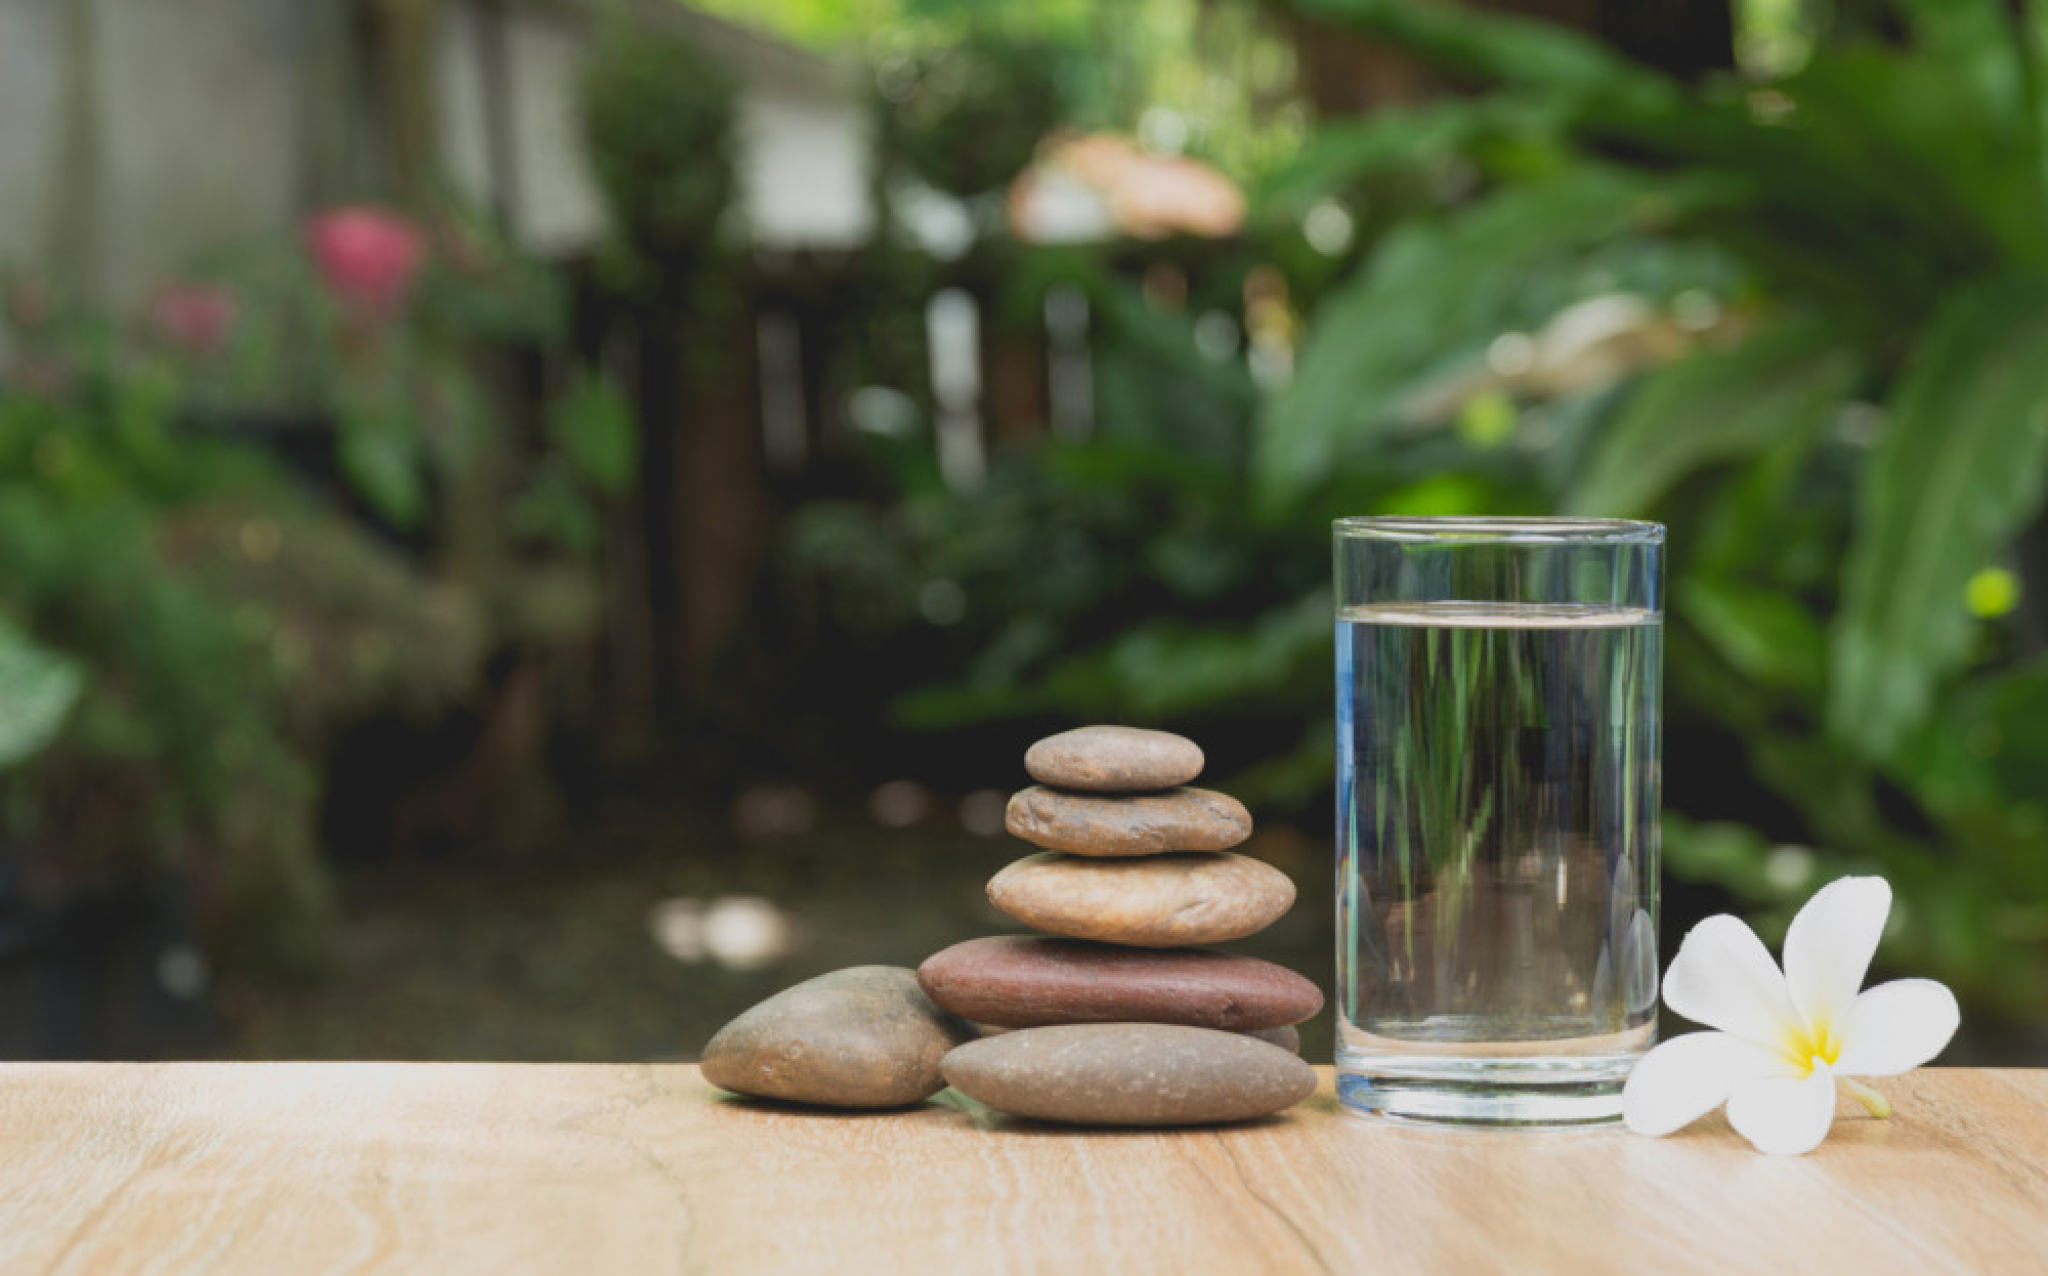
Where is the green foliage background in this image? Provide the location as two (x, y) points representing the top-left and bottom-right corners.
(792, 0), (2048, 1018)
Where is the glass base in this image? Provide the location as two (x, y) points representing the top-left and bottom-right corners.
(1335, 1052), (1637, 1129)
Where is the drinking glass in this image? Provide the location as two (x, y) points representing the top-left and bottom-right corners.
(1333, 517), (1663, 1126)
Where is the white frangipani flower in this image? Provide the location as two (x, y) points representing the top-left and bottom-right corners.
(1623, 876), (1959, 1155)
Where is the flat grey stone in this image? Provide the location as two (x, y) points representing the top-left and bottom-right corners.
(941, 1023), (1318, 1126)
(1006, 786), (1252, 857)
(701, 966), (975, 1108)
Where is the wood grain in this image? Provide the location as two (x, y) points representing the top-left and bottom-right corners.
(0, 1065), (2040, 1275)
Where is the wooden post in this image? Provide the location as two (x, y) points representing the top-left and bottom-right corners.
(669, 288), (769, 702)
(368, 0), (442, 205)
(46, 0), (104, 298)
(476, 0), (523, 229)
(985, 321), (1050, 452)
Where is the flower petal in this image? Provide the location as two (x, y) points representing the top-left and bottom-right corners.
(1783, 876), (1891, 1038)
(1623, 1031), (1790, 1137)
(1726, 1062), (1839, 1155)
(1833, 978), (1961, 1077)
(1662, 914), (1802, 1049)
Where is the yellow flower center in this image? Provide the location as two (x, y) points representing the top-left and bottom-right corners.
(1783, 1018), (1840, 1076)
(1781, 1018), (1893, 1119)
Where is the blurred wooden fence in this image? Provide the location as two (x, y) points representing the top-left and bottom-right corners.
(544, 245), (1130, 734)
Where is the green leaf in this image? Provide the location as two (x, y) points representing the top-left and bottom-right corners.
(1829, 273), (2048, 758)
(547, 372), (638, 494)
(0, 617), (85, 771)
(1563, 319), (1860, 516)
(1675, 576), (1826, 695)
(1256, 165), (1679, 507)
(1376, 473), (1502, 518)
(893, 590), (1331, 727)
(1293, 0), (1675, 112)
(1227, 727), (1335, 813)
(1892, 657), (2048, 824)
(337, 425), (428, 530)
(510, 464), (603, 556)
(1661, 814), (1789, 904)
(1767, 47), (2046, 271)
(1256, 96), (1562, 214)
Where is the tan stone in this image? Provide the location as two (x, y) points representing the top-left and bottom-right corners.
(700, 966), (975, 1108)
(986, 851), (1296, 946)
(1024, 726), (1204, 792)
(1005, 786), (1252, 856)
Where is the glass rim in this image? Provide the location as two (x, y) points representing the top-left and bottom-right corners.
(1332, 516), (1663, 546)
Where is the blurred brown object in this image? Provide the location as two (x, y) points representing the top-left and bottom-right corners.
(1009, 133), (1245, 244)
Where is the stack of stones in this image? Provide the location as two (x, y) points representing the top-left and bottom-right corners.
(697, 725), (1319, 1127)
(928, 726), (1319, 1126)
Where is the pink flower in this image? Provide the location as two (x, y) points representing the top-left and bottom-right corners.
(148, 283), (238, 355)
(303, 206), (427, 317)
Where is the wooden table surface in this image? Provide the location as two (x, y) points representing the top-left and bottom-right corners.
(0, 1063), (2041, 1275)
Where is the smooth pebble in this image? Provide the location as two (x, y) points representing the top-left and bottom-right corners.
(1023, 726), (1204, 792)
(941, 1023), (1317, 1126)
(1005, 786), (1252, 857)
(700, 966), (975, 1108)
(919, 935), (1321, 1030)
(986, 851), (1296, 947)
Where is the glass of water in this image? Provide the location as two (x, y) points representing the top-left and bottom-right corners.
(1333, 517), (1663, 1127)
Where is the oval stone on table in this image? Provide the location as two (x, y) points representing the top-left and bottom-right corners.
(1024, 726), (1204, 792)
(941, 1023), (1317, 1126)
(918, 936), (1322, 1031)
(1005, 786), (1251, 857)
(986, 852), (1296, 947)
(700, 966), (975, 1108)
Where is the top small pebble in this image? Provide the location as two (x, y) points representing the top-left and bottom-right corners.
(1024, 726), (1203, 793)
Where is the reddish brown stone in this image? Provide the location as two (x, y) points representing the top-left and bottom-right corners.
(941, 1023), (1317, 1126)
(971, 1021), (1300, 1052)
(700, 966), (975, 1108)
(1005, 786), (1252, 857)
(918, 936), (1322, 1030)
(1024, 726), (1204, 792)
